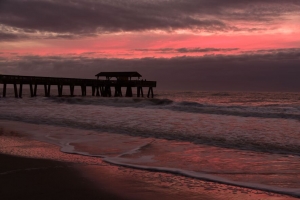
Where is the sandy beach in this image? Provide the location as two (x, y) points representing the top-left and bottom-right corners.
(0, 124), (298, 200)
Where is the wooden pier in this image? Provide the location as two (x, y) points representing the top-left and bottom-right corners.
(0, 72), (156, 98)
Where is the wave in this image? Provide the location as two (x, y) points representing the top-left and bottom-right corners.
(172, 102), (300, 120)
(46, 97), (174, 107)
(211, 92), (231, 96)
(46, 97), (300, 120)
(103, 157), (300, 198)
(1, 95), (299, 155)
(1, 114), (300, 156)
(61, 139), (300, 198)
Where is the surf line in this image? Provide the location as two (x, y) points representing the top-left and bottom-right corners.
(103, 156), (300, 198)
(58, 139), (300, 198)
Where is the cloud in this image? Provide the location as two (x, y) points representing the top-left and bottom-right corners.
(0, 32), (25, 41)
(0, 0), (299, 40)
(0, 0), (225, 35)
(175, 48), (239, 53)
(135, 48), (239, 53)
(1, 48), (300, 91)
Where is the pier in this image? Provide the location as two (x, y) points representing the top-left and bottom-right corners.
(0, 72), (156, 98)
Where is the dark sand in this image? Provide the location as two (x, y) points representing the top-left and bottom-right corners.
(0, 123), (298, 200)
(0, 154), (128, 200)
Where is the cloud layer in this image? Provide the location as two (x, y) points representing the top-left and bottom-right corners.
(135, 48), (239, 53)
(1, 0), (300, 40)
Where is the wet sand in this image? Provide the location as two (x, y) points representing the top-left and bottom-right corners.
(0, 125), (298, 200)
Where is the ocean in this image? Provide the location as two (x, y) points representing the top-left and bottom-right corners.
(1, 88), (300, 197)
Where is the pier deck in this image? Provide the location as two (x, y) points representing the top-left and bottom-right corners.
(0, 74), (156, 98)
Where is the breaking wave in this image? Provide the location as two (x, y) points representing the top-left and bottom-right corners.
(47, 97), (300, 120)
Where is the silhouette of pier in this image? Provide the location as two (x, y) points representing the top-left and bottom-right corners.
(0, 72), (156, 98)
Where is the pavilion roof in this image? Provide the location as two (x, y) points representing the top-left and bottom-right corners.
(95, 71), (142, 78)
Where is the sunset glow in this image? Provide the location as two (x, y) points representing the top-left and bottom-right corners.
(1, 31), (300, 58)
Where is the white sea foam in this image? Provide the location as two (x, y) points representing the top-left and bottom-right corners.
(103, 157), (300, 198)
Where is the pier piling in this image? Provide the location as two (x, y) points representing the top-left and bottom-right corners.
(126, 86), (132, 97)
(57, 85), (63, 97)
(44, 84), (51, 97)
(34, 84), (37, 96)
(2, 83), (6, 97)
(92, 86), (95, 96)
(14, 83), (18, 98)
(70, 85), (74, 96)
(30, 84), (34, 97)
(147, 87), (154, 98)
(19, 84), (23, 98)
(96, 86), (100, 96)
(137, 87), (144, 97)
(114, 86), (122, 97)
(81, 85), (86, 96)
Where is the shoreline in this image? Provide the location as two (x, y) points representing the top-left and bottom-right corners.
(0, 122), (298, 200)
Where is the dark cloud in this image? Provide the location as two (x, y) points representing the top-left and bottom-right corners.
(1, 48), (300, 92)
(135, 48), (173, 52)
(174, 48), (239, 53)
(244, 48), (300, 54)
(135, 48), (239, 53)
(0, 32), (25, 41)
(0, 0), (226, 36)
(0, 0), (299, 40)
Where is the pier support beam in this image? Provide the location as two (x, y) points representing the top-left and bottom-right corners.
(30, 84), (34, 97)
(30, 83), (37, 97)
(30, 84), (33, 97)
(92, 86), (95, 96)
(70, 85), (74, 96)
(100, 86), (104, 96)
(137, 87), (144, 97)
(147, 87), (154, 98)
(34, 84), (37, 96)
(18, 84), (23, 98)
(57, 85), (63, 97)
(81, 85), (86, 96)
(44, 85), (47, 97)
(125, 86), (132, 97)
(2, 83), (6, 97)
(14, 83), (18, 98)
(96, 86), (100, 96)
(114, 86), (122, 97)
(44, 84), (51, 97)
(104, 86), (111, 97)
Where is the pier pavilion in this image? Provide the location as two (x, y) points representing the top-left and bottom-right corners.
(0, 72), (156, 98)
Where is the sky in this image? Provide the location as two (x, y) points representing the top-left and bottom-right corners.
(0, 0), (300, 91)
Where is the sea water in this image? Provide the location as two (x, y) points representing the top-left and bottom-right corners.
(0, 88), (300, 196)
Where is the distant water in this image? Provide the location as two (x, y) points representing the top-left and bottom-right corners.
(1, 88), (300, 197)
